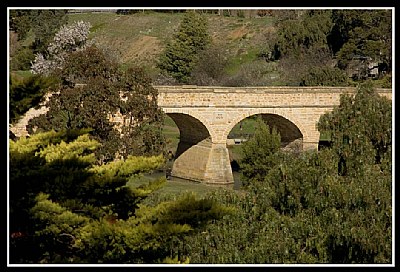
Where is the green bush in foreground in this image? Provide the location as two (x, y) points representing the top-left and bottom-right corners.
(9, 130), (232, 264)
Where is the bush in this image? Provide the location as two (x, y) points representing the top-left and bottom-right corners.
(300, 66), (349, 86)
(189, 44), (229, 86)
(239, 118), (281, 186)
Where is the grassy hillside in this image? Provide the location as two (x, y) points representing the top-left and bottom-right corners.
(67, 11), (276, 78)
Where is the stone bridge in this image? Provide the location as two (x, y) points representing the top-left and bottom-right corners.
(155, 85), (392, 185)
(10, 85), (392, 185)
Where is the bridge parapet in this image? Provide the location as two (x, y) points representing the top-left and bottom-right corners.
(156, 86), (392, 108)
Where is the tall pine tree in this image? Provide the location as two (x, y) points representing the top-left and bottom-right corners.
(157, 11), (211, 83)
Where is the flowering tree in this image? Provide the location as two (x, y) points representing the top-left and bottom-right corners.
(31, 21), (92, 75)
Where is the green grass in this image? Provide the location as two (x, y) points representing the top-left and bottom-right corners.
(228, 116), (257, 138)
(68, 12), (184, 42)
(10, 70), (33, 81)
(127, 171), (226, 199)
(162, 115), (180, 152)
(224, 47), (261, 75)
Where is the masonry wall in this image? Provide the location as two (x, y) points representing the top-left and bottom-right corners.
(156, 86), (392, 108)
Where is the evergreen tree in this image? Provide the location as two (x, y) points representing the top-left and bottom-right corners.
(318, 81), (392, 177)
(239, 118), (281, 186)
(272, 10), (333, 59)
(157, 11), (211, 83)
(9, 130), (231, 264)
(9, 73), (58, 124)
(9, 9), (68, 54)
(9, 10), (34, 41)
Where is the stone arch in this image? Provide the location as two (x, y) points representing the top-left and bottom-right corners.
(224, 110), (306, 150)
(162, 110), (233, 183)
(166, 112), (212, 159)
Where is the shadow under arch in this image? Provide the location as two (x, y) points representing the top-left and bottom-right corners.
(166, 113), (211, 159)
(260, 113), (303, 149)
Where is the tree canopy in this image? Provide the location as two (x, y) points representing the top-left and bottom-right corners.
(28, 45), (165, 162)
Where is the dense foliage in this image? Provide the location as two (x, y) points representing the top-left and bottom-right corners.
(270, 9), (392, 85)
(9, 130), (232, 264)
(300, 66), (349, 86)
(318, 81), (392, 177)
(329, 10), (392, 76)
(273, 10), (333, 59)
(166, 83), (392, 264)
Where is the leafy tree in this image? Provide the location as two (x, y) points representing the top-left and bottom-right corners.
(117, 66), (165, 158)
(28, 45), (120, 162)
(10, 47), (36, 71)
(270, 10), (337, 86)
(28, 45), (165, 163)
(9, 9), (68, 71)
(272, 10), (333, 59)
(9, 9), (68, 53)
(9, 10), (34, 41)
(189, 44), (229, 85)
(239, 118), (281, 186)
(29, 9), (69, 54)
(9, 130), (232, 264)
(157, 11), (211, 83)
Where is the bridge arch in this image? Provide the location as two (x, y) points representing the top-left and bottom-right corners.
(165, 112), (211, 158)
(224, 109), (308, 150)
(162, 110), (231, 183)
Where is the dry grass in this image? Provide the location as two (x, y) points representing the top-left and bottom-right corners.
(67, 11), (276, 71)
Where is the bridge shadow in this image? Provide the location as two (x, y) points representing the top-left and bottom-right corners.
(166, 113), (211, 160)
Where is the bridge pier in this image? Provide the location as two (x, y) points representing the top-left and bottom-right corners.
(171, 139), (234, 184)
(203, 143), (234, 185)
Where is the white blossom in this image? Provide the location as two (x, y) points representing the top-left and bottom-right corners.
(31, 21), (92, 75)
